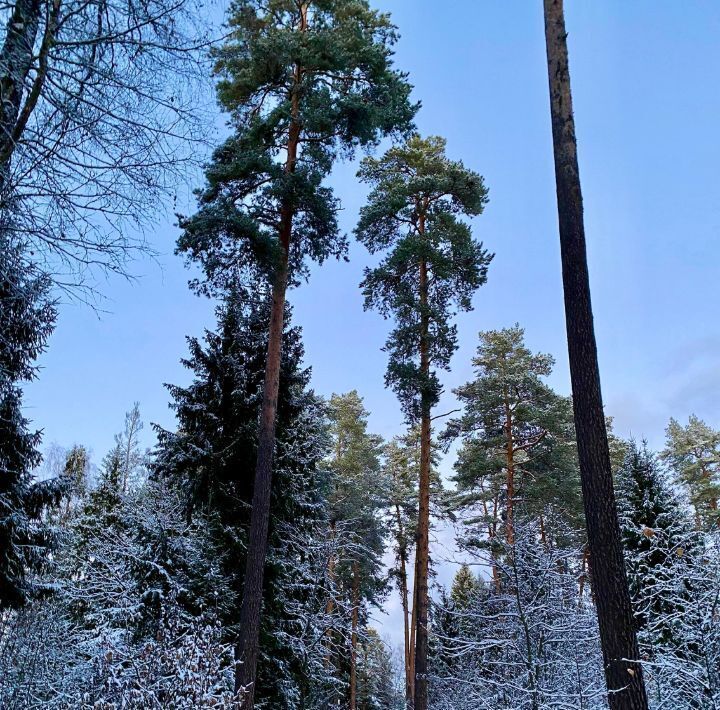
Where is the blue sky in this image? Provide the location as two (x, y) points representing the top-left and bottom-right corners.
(25, 0), (720, 623)
(27, 0), (720, 463)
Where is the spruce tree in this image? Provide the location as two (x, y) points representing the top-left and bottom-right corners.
(617, 442), (698, 645)
(543, 2), (647, 705)
(155, 291), (332, 706)
(0, 233), (62, 609)
(177, 3), (415, 699)
(355, 134), (491, 710)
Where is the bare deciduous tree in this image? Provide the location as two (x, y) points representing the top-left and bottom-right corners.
(0, 0), (216, 292)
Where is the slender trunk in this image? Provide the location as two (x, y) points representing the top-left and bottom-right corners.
(543, 3), (647, 707)
(325, 519), (337, 667)
(413, 208), (431, 710)
(578, 545), (589, 598)
(349, 560), (360, 710)
(539, 514), (547, 546)
(503, 393), (515, 545)
(235, 7), (307, 705)
(408, 556), (417, 702)
(395, 504), (412, 704)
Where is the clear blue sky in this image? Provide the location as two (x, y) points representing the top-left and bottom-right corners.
(27, 1), (720, 489)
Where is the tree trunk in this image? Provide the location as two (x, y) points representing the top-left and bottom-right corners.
(578, 544), (589, 598)
(234, 6), (307, 705)
(408, 556), (417, 702)
(542, 2), (648, 708)
(395, 503), (412, 704)
(413, 208), (431, 710)
(324, 519), (337, 667)
(503, 393), (515, 545)
(349, 560), (360, 710)
(0, 0), (42, 189)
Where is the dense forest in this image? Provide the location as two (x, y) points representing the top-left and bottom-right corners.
(0, 0), (718, 709)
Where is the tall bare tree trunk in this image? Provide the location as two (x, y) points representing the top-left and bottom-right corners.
(503, 393), (515, 545)
(413, 206), (431, 710)
(409, 557), (417, 701)
(324, 519), (337, 668)
(394, 504), (412, 704)
(349, 560), (360, 710)
(235, 6), (308, 705)
(542, 2), (648, 708)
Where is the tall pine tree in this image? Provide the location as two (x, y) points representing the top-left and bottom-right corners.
(355, 134), (491, 710)
(177, 3), (416, 699)
(543, 2), (647, 705)
(661, 415), (720, 531)
(325, 391), (387, 709)
(446, 325), (581, 566)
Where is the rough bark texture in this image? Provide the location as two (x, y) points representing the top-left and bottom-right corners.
(234, 248), (290, 705)
(234, 7), (307, 705)
(395, 503), (412, 704)
(542, 2), (648, 708)
(409, 559), (417, 701)
(413, 217), (431, 710)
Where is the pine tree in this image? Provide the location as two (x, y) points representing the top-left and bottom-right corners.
(543, 2), (647, 705)
(661, 415), (720, 531)
(177, 4), (415, 699)
(447, 326), (580, 561)
(0, 232), (63, 609)
(383, 434), (418, 702)
(356, 133), (491, 710)
(325, 391), (387, 709)
(155, 291), (332, 707)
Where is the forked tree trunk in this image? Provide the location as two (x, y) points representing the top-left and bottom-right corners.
(542, 2), (648, 707)
(235, 6), (308, 705)
(413, 209), (431, 709)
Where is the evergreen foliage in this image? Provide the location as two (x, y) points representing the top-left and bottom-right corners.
(0, 233), (63, 609)
(177, 0), (417, 294)
(662, 415), (720, 531)
(446, 326), (581, 553)
(356, 134), (491, 419)
(154, 292), (333, 706)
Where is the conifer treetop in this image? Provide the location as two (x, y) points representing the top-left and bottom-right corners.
(356, 134), (492, 419)
(178, 0), (417, 294)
